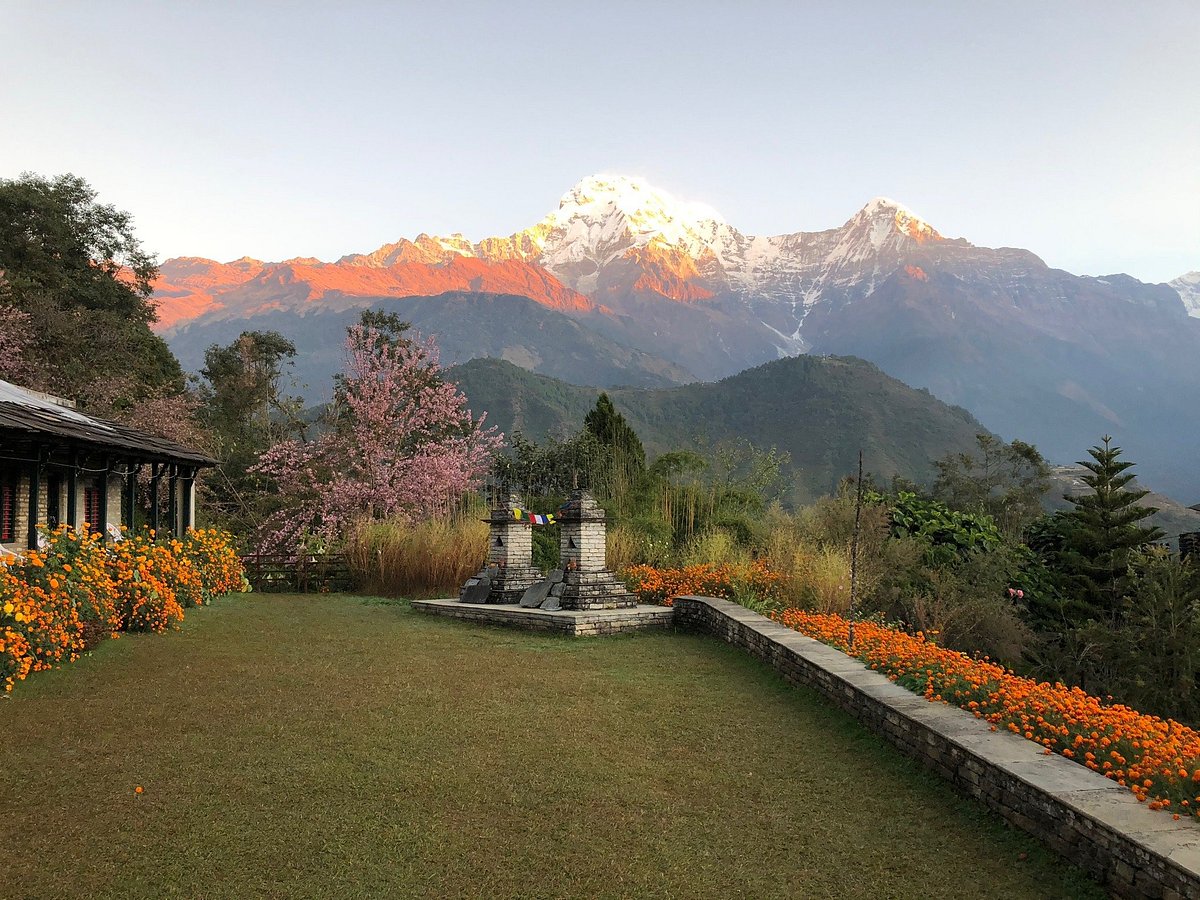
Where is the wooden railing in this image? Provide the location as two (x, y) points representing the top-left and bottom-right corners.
(240, 552), (355, 594)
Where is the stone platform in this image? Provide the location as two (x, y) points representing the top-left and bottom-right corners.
(411, 598), (675, 637)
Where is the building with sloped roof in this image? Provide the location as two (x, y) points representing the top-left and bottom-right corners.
(0, 379), (214, 555)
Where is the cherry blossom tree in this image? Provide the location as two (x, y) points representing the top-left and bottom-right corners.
(252, 323), (502, 551)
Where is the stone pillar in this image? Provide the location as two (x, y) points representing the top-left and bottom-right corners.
(461, 494), (542, 604)
(553, 490), (636, 610)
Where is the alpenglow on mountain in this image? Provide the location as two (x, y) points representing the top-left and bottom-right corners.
(154, 174), (1200, 500)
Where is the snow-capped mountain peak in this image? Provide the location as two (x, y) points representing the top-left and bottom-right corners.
(548, 173), (727, 233)
(1170, 270), (1200, 318)
(342, 175), (947, 302)
(850, 197), (942, 245)
(511, 174), (737, 293)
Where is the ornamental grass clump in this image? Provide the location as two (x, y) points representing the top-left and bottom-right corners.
(346, 518), (487, 598)
(775, 608), (1200, 821)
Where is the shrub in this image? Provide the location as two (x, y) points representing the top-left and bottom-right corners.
(110, 534), (185, 633)
(0, 525), (245, 693)
(16, 526), (119, 649)
(152, 536), (207, 609)
(2, 549), (85, 668)
(1, 568), (40, 691)
(180, 528), (246, 597)
(0, 610), (33, 693)
(346, 517), (488, 598)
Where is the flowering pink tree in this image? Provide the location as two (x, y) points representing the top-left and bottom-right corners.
(252, 324), (502, 551)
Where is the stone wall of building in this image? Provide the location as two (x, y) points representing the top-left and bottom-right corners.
(106, 479), (122, 534)
(2, 472), (31, 554)
(674, 595), (1200, 900)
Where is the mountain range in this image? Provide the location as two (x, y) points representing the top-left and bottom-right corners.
(153, 175), (1200, 500)
(447, 355), (988, 504)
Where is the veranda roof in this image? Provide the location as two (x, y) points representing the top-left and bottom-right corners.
(0, 380), (214, 466)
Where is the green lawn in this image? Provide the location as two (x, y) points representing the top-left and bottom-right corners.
(0, 594), (1102, 899)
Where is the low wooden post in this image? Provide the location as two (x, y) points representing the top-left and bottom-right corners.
(124, 462), (139, 531)
(26, 456), (41, 549)
(97, 459), (109, 538)
(66, 452), (78, 529)
(167, 464), (178, 537)
(149, 463), (161, 533)
(847, 449), (864, 651)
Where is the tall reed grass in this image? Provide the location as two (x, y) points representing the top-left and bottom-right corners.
(346, 518), (488, 599)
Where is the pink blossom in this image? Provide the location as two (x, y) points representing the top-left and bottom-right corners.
(251, 325), (503, 551)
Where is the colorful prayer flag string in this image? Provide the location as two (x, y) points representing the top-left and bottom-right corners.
(511, 508), (556, 525)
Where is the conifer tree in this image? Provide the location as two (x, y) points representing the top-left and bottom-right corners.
(582, 393), (646, 513)
(1060, 436), (1164, 624)
(583, 393), (645, 470)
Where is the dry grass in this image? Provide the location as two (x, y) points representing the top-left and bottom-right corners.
(605, 522), (642, 574)
(0, 594), (1103, 899)
(346, 517), (488, 598)
(679, 528), (751, 567)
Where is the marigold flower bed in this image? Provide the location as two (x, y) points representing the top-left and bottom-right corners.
(625, 563), (1200, 822)
(772, 609), (1200, 821)
(624, 561), (783, 607)
(0, 526), (244, 693)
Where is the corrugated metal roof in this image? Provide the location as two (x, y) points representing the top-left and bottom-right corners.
(0, 380), (215, 466)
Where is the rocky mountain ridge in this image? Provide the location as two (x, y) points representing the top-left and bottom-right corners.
(1171, 271), (1200, 318)
(152, 174), (1200, 500)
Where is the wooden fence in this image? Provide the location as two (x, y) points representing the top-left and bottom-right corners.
(241, 552), (355, 594)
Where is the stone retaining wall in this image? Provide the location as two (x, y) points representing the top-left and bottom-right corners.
(411, 599), (673, 637)
(673, 595), (1200, 899)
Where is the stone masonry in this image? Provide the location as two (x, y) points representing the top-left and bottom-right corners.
(552, 490), (636, 610)
(461, 494), (541, 603)
(674, 595), (1200, 900)
(412, 597), (674, 636)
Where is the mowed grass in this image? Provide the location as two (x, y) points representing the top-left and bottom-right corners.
(0, 595), (1102, 900)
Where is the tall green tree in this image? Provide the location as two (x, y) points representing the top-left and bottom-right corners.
(197, 331), (305, 532)
(582, 392), (647, 515)
(583, 393), (646, 470)
(932, 433), (1050, 537)
(0, 172), (181, 402)
(1053, 437), (1164, 625)
(199, 331), (302, 441)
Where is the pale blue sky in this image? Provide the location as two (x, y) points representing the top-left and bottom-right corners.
(1, 1), (1197, 282)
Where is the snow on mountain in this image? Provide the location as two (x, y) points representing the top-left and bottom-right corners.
(337, 175), (951, 323)
(1171, 271), (1200, 318)
(463, 174), (741, 295)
